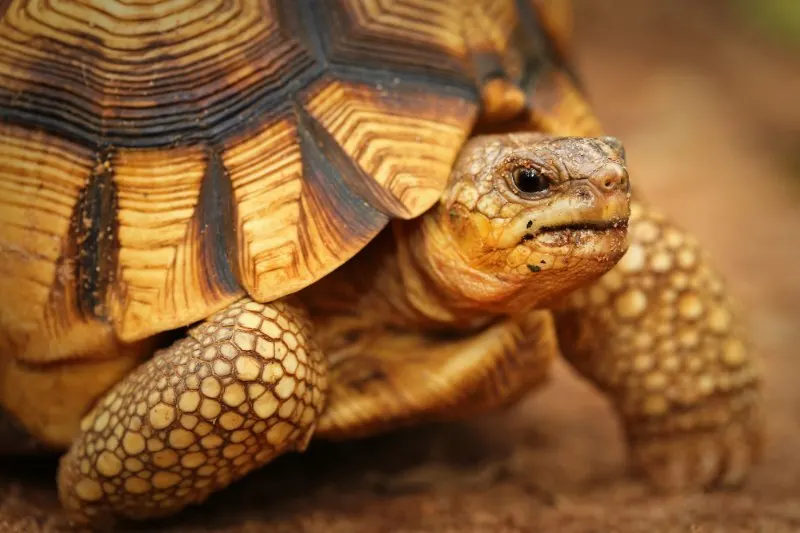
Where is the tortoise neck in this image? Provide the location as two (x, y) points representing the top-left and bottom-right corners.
(302, 204), (533, 333)
(376, 206), (522, 328)
(299, 208), (501, 334)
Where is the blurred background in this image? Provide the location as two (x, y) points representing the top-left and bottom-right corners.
(1, 0), (798, 531)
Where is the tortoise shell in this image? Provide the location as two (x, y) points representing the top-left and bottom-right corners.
(0, 0), (571, 356)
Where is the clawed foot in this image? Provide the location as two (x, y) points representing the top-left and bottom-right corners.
(628, 405), (763, 493)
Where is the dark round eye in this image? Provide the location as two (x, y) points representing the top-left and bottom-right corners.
(512, 167), (549, 194)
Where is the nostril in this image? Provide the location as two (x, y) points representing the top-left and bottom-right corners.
(596, 171), (627, 191)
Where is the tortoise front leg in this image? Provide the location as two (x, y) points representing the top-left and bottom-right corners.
(57, 297), (327, 529)
(552, 199), (763, 491)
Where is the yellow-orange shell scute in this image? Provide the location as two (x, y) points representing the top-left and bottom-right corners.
(0, 0), (482, 350)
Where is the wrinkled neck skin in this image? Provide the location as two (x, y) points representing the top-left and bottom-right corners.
(380, 206), (622, 327)
(302, 133), (631, 333)
(301, 216), (513, 335)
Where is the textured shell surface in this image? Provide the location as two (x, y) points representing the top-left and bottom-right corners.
(0, 0), (513, 350)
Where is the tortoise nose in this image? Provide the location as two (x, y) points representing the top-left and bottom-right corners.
(590, 165), (629, 194)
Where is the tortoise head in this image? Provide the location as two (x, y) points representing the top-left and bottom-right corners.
(435, 132), (631, 310)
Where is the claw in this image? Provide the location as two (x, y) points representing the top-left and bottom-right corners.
(631, 414), (763, 492)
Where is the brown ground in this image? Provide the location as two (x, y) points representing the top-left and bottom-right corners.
(2, 0), (799, 532)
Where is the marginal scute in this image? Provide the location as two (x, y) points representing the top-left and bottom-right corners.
(0, 125), (97, 362)
(104, 145), (245, 342)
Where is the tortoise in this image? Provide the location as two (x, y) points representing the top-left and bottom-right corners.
(0, 0), (763, 529)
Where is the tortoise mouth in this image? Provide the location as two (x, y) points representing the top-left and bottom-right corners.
(519, 217), (627, 243)
(496, 190), (631, 250)
(536, 218), (627, 234)
(517, 216), (629, 255)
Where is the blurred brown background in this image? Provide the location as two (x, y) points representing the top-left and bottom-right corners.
(2, 0), (799, 531)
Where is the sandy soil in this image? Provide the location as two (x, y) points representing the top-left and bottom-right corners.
(2, 0), (799, 531)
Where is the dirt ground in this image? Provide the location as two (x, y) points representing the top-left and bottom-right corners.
(2, 0), (799, 532)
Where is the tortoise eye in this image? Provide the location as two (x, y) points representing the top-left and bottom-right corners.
(512, 167), (549, 194)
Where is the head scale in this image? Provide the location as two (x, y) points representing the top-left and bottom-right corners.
(433, 132), (631, 312)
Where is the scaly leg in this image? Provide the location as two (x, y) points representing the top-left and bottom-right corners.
(552, 199), (763, 491)
(57, 297), (327, 528)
